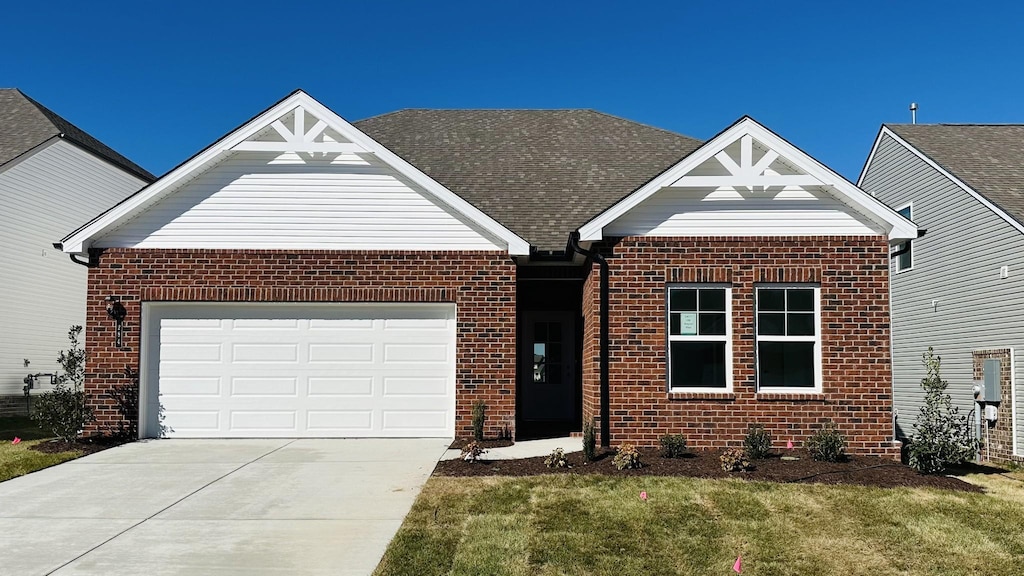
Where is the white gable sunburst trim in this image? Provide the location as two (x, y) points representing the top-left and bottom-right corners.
(578, 117), (919, 244)
(60, 90), (530, 255)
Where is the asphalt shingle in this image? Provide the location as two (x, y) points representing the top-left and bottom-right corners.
(356, 109), (702, 251)
(0, 89), (154, 181)
(888, 124), (1024, 228)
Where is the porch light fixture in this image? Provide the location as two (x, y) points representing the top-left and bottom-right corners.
(105, 296), (127, 348)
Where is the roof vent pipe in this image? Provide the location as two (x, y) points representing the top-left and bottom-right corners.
(909, 102), (918, 124)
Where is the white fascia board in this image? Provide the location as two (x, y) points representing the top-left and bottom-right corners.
(864, 126), (1024, 239)
(578, 117), (918, 243)
(61, 91), (530, 256)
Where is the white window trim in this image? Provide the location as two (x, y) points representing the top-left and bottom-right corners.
(894, 201), (914, 273)
(755, 284), (822, 394)
(667, 284), (733, 393)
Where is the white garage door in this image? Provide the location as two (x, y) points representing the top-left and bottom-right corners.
(141, 304), (456, 438)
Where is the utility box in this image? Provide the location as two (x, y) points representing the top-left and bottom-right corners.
(983, 359), (1002, 403)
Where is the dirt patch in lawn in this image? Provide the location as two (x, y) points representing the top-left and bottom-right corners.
(435, 449), (982, 492)
(29, 435), (127, 456)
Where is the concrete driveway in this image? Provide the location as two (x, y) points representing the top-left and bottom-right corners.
(0, 438), (449, 576)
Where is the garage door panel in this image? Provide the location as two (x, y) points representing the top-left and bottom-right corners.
(308, 343), (374, 363)
(230, 377), (299, 396)
(230, 410), (298, 432)
(231, 343), (300, 363)
(307, 377), (374, 396)
(160, 342), (223, 362)
(168, 411), (221, 432)
(159, 377), (222, 396)
(148, 304), (455, 438)
(306, 410), (374, 432)
(383, 377), (448, 396)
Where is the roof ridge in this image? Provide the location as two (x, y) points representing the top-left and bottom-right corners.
(888, 122), (1024, 127)
(586, 109), (702, 143)
(10, 90), (155, 181)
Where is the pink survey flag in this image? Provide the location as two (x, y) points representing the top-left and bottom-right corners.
(639, 490), (648, 501)
(12, 437), (21, 445)
(786, 440), (794, 449)
(733, 555), (742, 573)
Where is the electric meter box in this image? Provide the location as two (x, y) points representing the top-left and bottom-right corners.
(985, 404), (999, 422)
(983, 359), (1002, 403)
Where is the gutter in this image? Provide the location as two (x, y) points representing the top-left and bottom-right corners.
(569, 232), (611, 447)
(53, 242), (97, 268)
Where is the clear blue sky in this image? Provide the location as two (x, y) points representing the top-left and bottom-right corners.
(4, 1), (1023, 180)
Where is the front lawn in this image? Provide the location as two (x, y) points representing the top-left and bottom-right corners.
(0, 416), (83, 482)
(374, 473), (1024, 576)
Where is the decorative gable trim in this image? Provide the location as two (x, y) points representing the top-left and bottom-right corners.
(579, 117), (919, 244)
(60, 90), (530, 255)
(858, 126), (1024, 238)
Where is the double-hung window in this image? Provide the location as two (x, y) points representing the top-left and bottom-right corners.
(756, 285), (821, 392)
(667, 286), (731, 391)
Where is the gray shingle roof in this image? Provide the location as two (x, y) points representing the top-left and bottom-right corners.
(888, 124), (1024, 228)
(0, 89), (154, 181)
(355, 109), (702, 251)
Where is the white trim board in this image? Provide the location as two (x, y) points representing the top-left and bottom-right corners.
(578, 117), (918, 244)
(859, 126), (1024, 239)
(60, 90), (530, 256)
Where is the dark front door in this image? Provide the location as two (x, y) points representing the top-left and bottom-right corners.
(520, 311), (576, 426)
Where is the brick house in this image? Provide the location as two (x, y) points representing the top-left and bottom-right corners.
(58, 91), (916, 457)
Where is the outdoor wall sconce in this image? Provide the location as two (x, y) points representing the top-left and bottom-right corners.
(105, 296), (127, 348)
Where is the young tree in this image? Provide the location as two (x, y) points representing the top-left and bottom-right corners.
(908, 347), (978, 473)
(31, 326), (94, 443)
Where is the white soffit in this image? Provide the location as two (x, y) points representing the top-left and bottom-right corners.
(578, 117), (919, 243)
(61, 91), (530, 255)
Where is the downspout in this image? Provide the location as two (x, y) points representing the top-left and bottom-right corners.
(53, 243), (97, 268)
(569, 232), (610, 447)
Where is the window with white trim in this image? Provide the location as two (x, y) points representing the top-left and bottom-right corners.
(895, 204), (913, 272)
(756, 286), (821, 391)
(667, 285), (731, 390)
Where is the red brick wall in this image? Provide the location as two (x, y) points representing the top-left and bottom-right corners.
(582, 236), (901, 458)
(972, 349), (1023, 465)
(84, 248), (516, 439)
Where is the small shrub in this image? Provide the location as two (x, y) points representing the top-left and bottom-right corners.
(461, 441), (487, 462)
(544, 447), (569, 468)
(744, 424), (773, 460)
(471, 401), (487, 441)
(32, 326), (94, 443)
(908, 347), (979, 473)
(104, 366), (140, 440)
(612, 444), (642, 470)
(807, 421), (847, 462)
(720, 447), (752, 472)
(659, 434), (688, 458)
(582, 419), (596, 462)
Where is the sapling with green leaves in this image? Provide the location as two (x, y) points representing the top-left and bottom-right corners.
(908, 347), (978, 473)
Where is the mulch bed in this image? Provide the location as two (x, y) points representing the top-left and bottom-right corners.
(449, 438), (515, 450)
(435, 449), (983, 492)
(29, 435), (128, 456)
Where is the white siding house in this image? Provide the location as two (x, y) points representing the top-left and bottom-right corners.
(0, 89), (151, 410)
(859, 125), (1024, 462)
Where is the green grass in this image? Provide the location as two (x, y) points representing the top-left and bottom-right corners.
(374, 473), (1024, 576)
(0, 416), (83, 482)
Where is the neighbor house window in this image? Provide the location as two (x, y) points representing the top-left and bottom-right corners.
(756, 286), (820, 391)
(895, 204), (913, 272)
(667, 286), (731, 390)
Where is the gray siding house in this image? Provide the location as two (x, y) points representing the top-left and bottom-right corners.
(0, 89), (153, 414)
(859, 124), (1024, 463)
